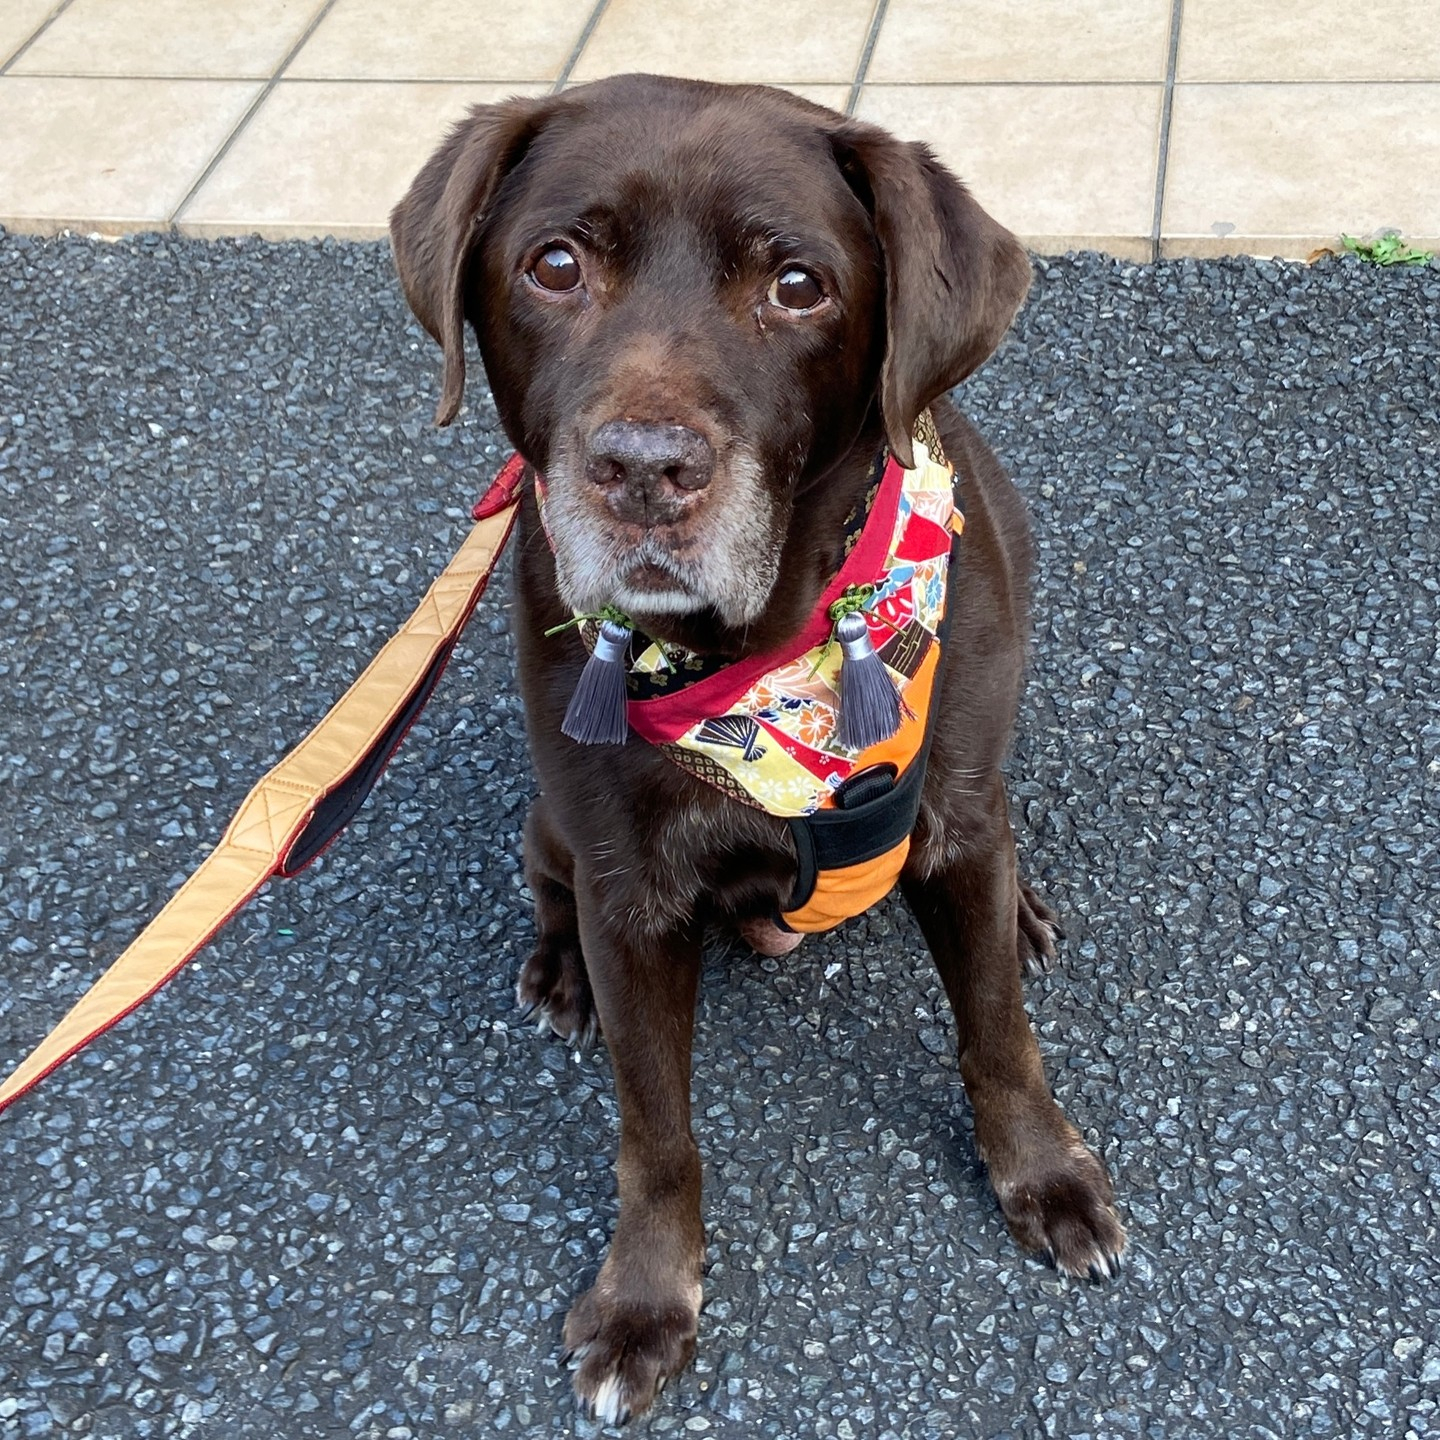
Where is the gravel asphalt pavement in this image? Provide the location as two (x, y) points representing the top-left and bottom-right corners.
(1, 232), (1437, 1439)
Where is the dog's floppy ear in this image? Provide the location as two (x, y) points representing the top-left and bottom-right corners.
(390, 97), (552, 425)
(831, 123), (1031, 467)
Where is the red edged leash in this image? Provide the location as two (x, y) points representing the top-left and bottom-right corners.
(0, 457), (526, 1117)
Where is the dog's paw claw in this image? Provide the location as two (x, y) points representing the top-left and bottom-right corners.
(516, 940), (597, 1047)
(1016, 881), (1062, 980)
(1015, 1185), (1126, 1281)
(1020, 949), (1052, 981)
(990, 1127), (1127, 1282)
(563, 1283), (698, 1426)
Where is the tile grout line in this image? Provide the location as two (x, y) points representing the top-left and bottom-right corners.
(1150, 0), (1185, 263)
(0, 0), (78, 75)
(554, 0), (611, 92)
(846, 0), (890, 116)
(166, 0), (340, 230)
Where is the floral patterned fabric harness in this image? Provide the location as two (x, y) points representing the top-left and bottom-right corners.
(549, 412), (964, 933)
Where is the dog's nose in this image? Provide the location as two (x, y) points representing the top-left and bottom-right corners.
(584, 421), (714, 524)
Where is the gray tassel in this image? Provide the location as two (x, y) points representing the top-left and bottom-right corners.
(834, 611), (901, 749)
(562, 619), (632, 744)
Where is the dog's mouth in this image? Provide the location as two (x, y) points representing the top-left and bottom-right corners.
(621, 557), (689, 595)
(543, 444), (786, 628)
(605, 540), (709, 617)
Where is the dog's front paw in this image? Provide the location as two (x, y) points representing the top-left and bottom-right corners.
(516, 939), (596, 1048)
(563, 1280), (700, 1425)
(988, 1120), (1126, 1280)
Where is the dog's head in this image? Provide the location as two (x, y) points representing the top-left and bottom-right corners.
(391, 74), (1029, 629)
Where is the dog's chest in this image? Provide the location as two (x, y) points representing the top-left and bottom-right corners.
(636, 786), (795, 924)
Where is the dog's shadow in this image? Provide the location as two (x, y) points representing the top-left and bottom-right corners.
(691, 899), (1002, 1218)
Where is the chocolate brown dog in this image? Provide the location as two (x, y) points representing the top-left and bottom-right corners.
(391, 73), (1125, 1423)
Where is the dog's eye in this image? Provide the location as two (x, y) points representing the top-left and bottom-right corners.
(768, 267), (824, 312)
(530, 246), (581, 292)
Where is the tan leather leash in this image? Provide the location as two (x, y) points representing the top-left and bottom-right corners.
(0, 456), (527, 1118)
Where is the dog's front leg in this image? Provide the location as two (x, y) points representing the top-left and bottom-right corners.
(903, 783), (1127, 1279)
(562, 888), (704, 1425)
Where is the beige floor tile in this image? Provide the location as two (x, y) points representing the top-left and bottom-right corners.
(1163, 84), (1440, 257)
(854, 84), (1161, 258)
(177, 81), (548, 240)
(1178, 0), (1440, 82)
(778, 84), (853, 114)
(288, 0), (593, 82)
(869, 0), (1171, 84)
(571, 0), (873, 85)
(11, 0), (324, 78)
(0, 76), (259, 231)
(0, 0), (63, 68)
